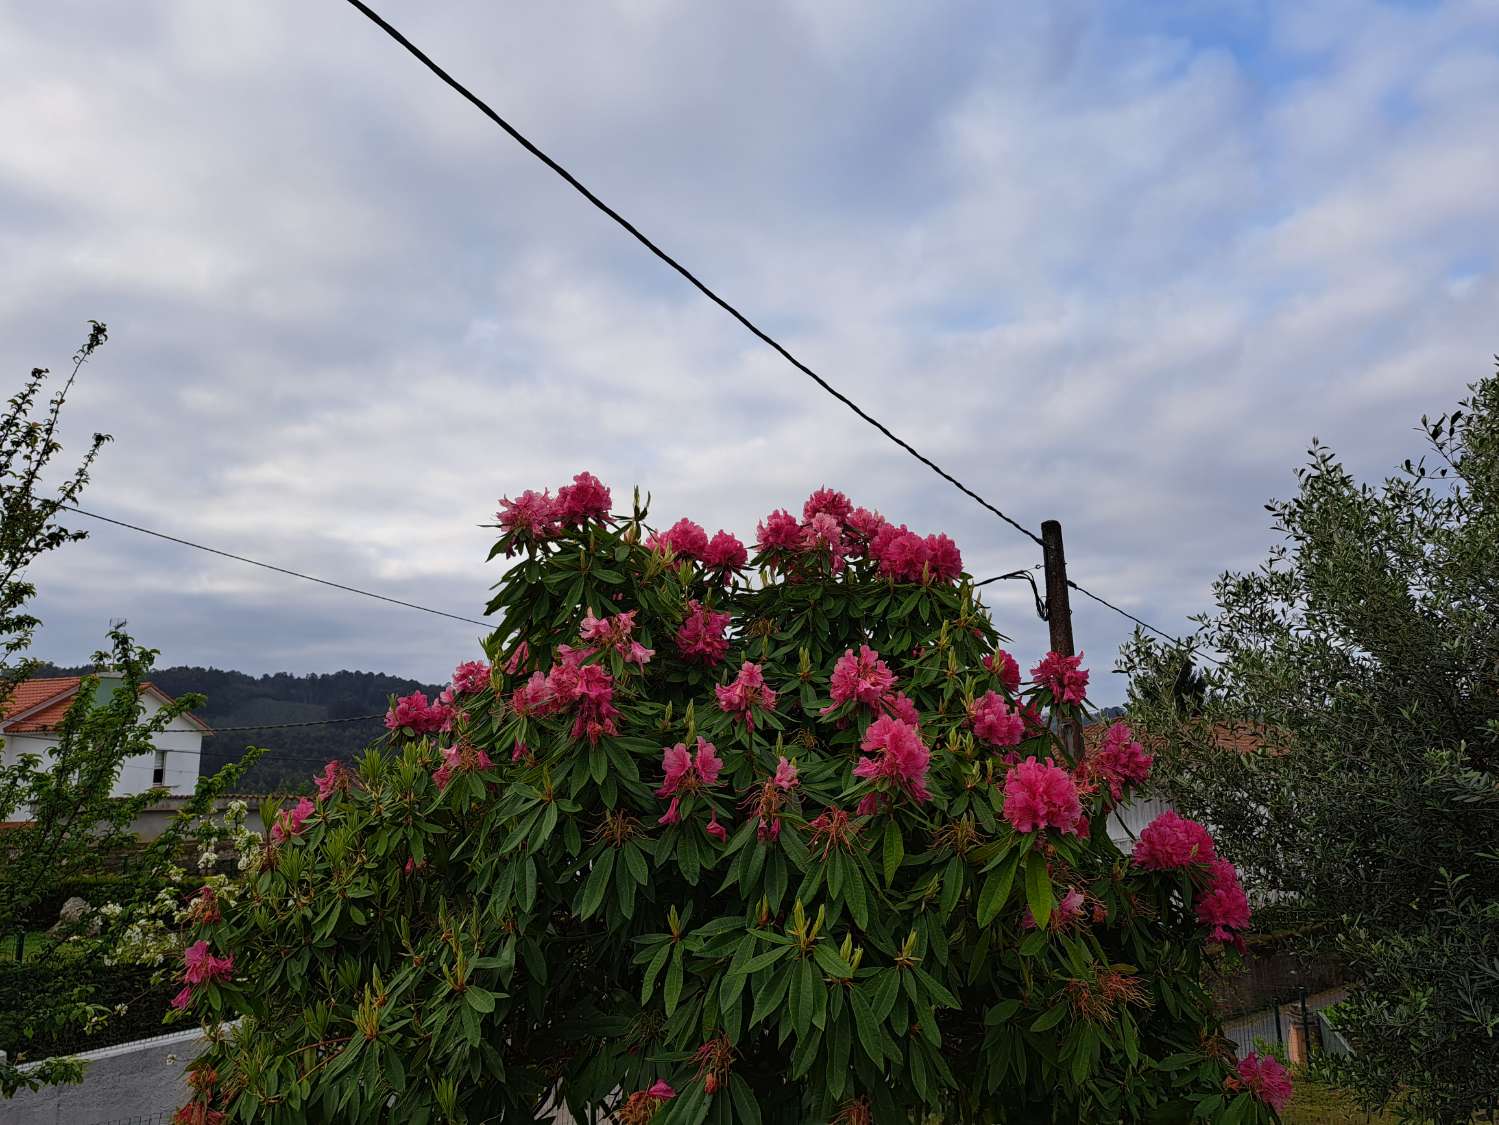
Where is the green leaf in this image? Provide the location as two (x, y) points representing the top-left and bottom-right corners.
(578, 850), (615, 919)
(984, 999), (1021, 1026)
(977, 854), (1019, 926)
(812, 942), (854, 979)
(664, 948), (684, 1016)
(849, 986), (885, 1065)
(1029, 1002), (1068, 1032)
(1024, 850), (1053, 931)
(464, 986), (496, 1013)
(728, 1074), (762, 1125)
(882, 820), (904, 885)
(641, 943), (671, 1004)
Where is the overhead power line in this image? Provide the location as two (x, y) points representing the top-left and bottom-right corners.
(1066, 580), (1224, 667)
(204, 714), (386, 733)
(339, 0), (1044, 550)
(338, 1), (1221, 666)
(67, 507), (491, 629)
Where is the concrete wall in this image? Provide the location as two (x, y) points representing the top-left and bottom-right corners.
(3, 1028), (203, 1125)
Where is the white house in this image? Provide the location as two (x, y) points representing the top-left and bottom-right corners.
(0, 674), (210, 799)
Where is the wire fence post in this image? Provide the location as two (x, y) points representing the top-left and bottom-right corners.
(1298, 985), (1312, 1061)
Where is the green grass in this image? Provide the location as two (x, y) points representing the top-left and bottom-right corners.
(1281, 1077), (1400, 1124)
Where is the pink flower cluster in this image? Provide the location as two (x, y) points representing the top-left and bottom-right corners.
(512, 649), (620, 745)
(171, 940), (234, 1010)
(448, 660), (492, 695)
(270, 797), (314, 844)
(676, 600), (732, 666)
(1030, 651), (1089, 705)
(715, 661), (777, 727)
(1235, 1053), (1293, 1113)
(868, 523), (963, 583)
(1090, 721), (1153, 801)
(826, 645), (895, 710)
(313, 761), (348, 801)
(970, 690), (1025, 748)
(432, 743), (494, 790)
(1197, 858), (1252, 945)
(495, 472), (613, 550)
(982, 649), (1022, 694)
(752, 488), (965, 584)
(852, 715), (931, 802)
(646, 519), (748, 578)
(1131, 811), (1217, 870)
(579, 608), (654, 667)
(1002, 757), (1084, 835)
(384, 691), (454, 736)
(774, 756), (798, 790)
(657, 737), (724, 828)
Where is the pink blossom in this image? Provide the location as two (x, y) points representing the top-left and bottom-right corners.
(983, 650), (1022, 694)
(384, 690), (451, 735)
(676, 601), (731, 665)
(773, 756), (799, 791)
(313, 760), (347, 801)
(1132, 811), (1217, 870)
(567, 664), (619, 744)
(703, 530), (748, 573)
(715, 661), (777, 727)
(1237, 1053), (1292, 1113)
(970, 691), (1025, 748)
(803, 487), (854, 525)
(1030, 651), (1090, 705)
(924, 533), (963, 582)
(512, 672), (558, 717)
(183, 940), (233, 986)
(826, 645), (896, 710)
(657, 737), (722, 796)
(800, 512), (848, 572)
(646, 1080), (676, 1100)
(553, 471), (612, 526)
(1091, 722), (1153, 801)
(1197, 858), (1251, 943)
(503, 641), (530, 676)
(433, 743), (494, 790)
(855, 792), (882, 817)
(757, 817), (782, 841)
(1002, 757), (1083, 834)
(496, 488), (558, 545)
(881, 691), (922, 727)
(705, 814), (728, 843)
(658, 796), (682, 826)
(511, 739), (530, 763)
(450, 660), (491, 695)
(755, 508), (802, 552)
(171, 985), (193, 1010)
(579, 609), (654, 667)
(270, 797), (315, 844)
(853, 715), (931, 802)
(650, 517), (709, 560)
(877, 529), (931, 582)
(695, 739), (723, 784)
(1024, 886), (1086, 931)
(844, 507), (887, 550)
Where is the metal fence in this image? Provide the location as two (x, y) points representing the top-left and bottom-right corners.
(83, 1114), (176, 1125)
(1221, 985), (1351, 1063)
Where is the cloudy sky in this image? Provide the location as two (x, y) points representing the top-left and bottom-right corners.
(4, 0), (1496, 703)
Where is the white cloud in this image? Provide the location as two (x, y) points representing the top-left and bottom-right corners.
(4, 0), (1497, 699)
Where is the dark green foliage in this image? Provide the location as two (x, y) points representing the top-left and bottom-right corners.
(1123, 367), (1499, 1124)
(189, 489), (1263, 1124)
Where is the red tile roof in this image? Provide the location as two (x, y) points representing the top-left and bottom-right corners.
(1, 675), (211, 733)
(1, 676), (83, 729)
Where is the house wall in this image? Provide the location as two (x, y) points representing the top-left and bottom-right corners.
(1107, 794), (1172, 847)
(0, 693), (202, 799)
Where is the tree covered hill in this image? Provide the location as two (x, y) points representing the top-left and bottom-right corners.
(31, 663), (442, 792)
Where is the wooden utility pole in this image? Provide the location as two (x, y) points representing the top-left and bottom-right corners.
(1040, 519), (1082, 760)
(1040, 520), (1074, 657)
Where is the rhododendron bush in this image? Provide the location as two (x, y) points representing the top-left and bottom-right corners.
(183, 478), (1275, 1124)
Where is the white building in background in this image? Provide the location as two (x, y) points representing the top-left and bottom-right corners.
(0, 674), (210, 801)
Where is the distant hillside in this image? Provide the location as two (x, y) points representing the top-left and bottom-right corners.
(31, 663), (442, 792)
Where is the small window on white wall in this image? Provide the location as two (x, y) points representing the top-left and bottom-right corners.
(152, 748), (167, 786)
